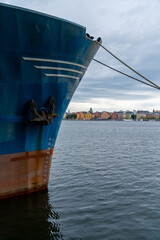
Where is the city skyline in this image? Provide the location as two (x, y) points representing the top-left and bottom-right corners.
(65, 109), (160, 121)
(67, 105), (160, 114)
(67, 109), (160, 114)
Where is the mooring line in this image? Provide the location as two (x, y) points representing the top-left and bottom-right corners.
(95, 40), (160, 90)
(93, 58), (158, 90)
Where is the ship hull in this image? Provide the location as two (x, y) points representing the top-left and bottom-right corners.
(0, 148), (53, 199)
(0, 3), (100, 199)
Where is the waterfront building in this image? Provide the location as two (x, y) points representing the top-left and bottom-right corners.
(77, 111), (86, 120)
(125, 110), (132, 119)
(111, 112), (118, 120)
(146, 113), (160, 120)
(85, 111), (93, 120)
(93, 111), (101, 119)
(117, 111), (124, 120)
(136, 110), (149, 120)
(101, 111), (111, 120)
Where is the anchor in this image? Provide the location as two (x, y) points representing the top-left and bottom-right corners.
(29, 96), (59, 125)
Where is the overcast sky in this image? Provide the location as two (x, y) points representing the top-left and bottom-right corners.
(1, 0), (160, 112)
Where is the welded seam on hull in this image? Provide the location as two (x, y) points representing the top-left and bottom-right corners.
(22, 57), (86, 69)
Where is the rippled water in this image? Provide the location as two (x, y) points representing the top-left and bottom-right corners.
(1, 121), (160, 240)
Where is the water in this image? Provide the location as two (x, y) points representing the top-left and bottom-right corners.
(1, 121), (160, 240)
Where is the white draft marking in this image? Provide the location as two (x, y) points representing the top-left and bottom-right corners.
(34, 66), (83, 74)
(45, 74), (79, 80)
(22, 57), (86, 69)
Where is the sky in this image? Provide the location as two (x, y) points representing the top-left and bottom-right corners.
(1, 0), (160, 112)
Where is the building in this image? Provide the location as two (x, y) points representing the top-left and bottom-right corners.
(146, 113), (160, 120)
(136, 110), (149, 120)
(101, 111), (110, 120)
(125, 110), (132, 119)
(92, 111), (101, 119)
(85, 111), (93, 120)
(111, 112), (118, 120)
(117, 111), (124, 120)
(77, 111), (86, 120)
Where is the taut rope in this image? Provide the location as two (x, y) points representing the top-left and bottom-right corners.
(93, 58), (158, 90)
(94, 40), (160, 90)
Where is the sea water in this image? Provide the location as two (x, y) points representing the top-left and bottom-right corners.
(1, 120), (160, 240)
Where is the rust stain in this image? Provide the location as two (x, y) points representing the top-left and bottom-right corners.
(0, 148), (54, 200)
(10, 148), (53, 162)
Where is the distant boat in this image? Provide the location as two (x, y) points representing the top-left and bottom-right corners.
(0, 3), (100, 199)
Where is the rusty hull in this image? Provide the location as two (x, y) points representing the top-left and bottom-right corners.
(0, 148), (53, 199)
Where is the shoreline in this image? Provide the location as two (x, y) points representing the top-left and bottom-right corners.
(63, 119), (159, 122)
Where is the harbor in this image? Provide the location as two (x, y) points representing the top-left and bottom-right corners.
(1, 0), (160, 239)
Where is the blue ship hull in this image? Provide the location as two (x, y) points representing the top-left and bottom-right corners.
(0, 3), (100, 198)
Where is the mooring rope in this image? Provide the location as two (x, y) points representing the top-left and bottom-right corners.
(93, 58), (158, 90)
(95, 40), (160, 90)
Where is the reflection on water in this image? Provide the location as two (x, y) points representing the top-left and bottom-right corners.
(0, 190), (63, 240)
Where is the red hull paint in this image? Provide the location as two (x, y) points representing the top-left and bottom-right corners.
(0, 148), (53, 199)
